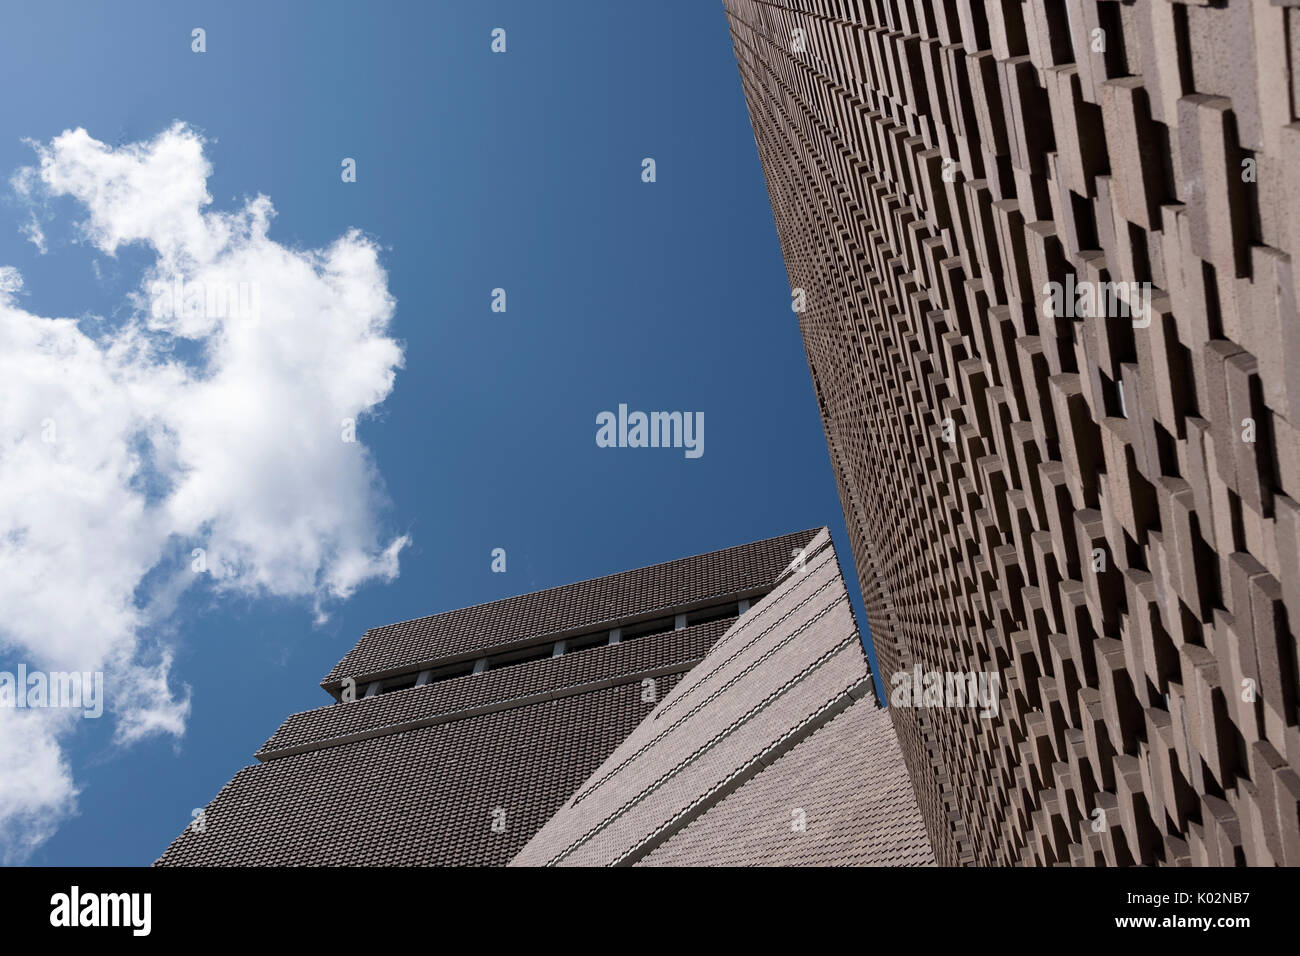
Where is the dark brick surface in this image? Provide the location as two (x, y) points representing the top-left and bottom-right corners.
(159, 530), (934, 867)
(156, 676), (686, 866)
(260, 619), (730, 759)
(161, 530), (938, 866)
(322, 530), (819, 688)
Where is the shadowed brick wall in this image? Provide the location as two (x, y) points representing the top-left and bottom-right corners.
(724, 0), (1300, 865)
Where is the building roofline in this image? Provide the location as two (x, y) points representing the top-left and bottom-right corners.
(319, 527), (826, 690)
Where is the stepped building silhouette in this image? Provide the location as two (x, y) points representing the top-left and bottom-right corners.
(158, 529), (933, 866)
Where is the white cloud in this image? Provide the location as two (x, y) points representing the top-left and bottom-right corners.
(12, 165), (48, 254)
(0, 123), (408, 860)
(0, 709), (78, 866)
(19, 215), (45, 254)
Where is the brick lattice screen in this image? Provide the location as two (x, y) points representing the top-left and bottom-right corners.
(724, 0), (1300, 866)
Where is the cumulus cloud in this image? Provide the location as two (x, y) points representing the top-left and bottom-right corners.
(0, 122), (408, 860)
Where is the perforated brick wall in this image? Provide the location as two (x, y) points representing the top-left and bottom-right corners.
(724, 0), (1300, 866)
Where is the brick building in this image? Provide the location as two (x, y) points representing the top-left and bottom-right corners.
(723, 0), (1300, 865)
(158, 529), (933, 866)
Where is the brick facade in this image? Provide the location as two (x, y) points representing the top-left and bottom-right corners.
(724, 0), (1300, 865)
(158, 530), (933, 866)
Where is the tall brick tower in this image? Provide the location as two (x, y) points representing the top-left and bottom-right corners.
(157, 529), (933, 866)
(724, 0), (1300, 865)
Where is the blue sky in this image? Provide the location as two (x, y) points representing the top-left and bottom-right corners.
(0, 0), (875, 866)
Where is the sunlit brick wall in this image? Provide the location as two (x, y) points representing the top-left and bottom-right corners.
(725, 0), (1300, 866)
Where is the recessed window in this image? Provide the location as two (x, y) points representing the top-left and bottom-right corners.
(365, 659), (475, 698)
(564, 631), (611, 654)
(425, 660), (475, 683)
(485, 642), (555, 671)
(620, 615), (676, 642)
(685, 603), (738, 627)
